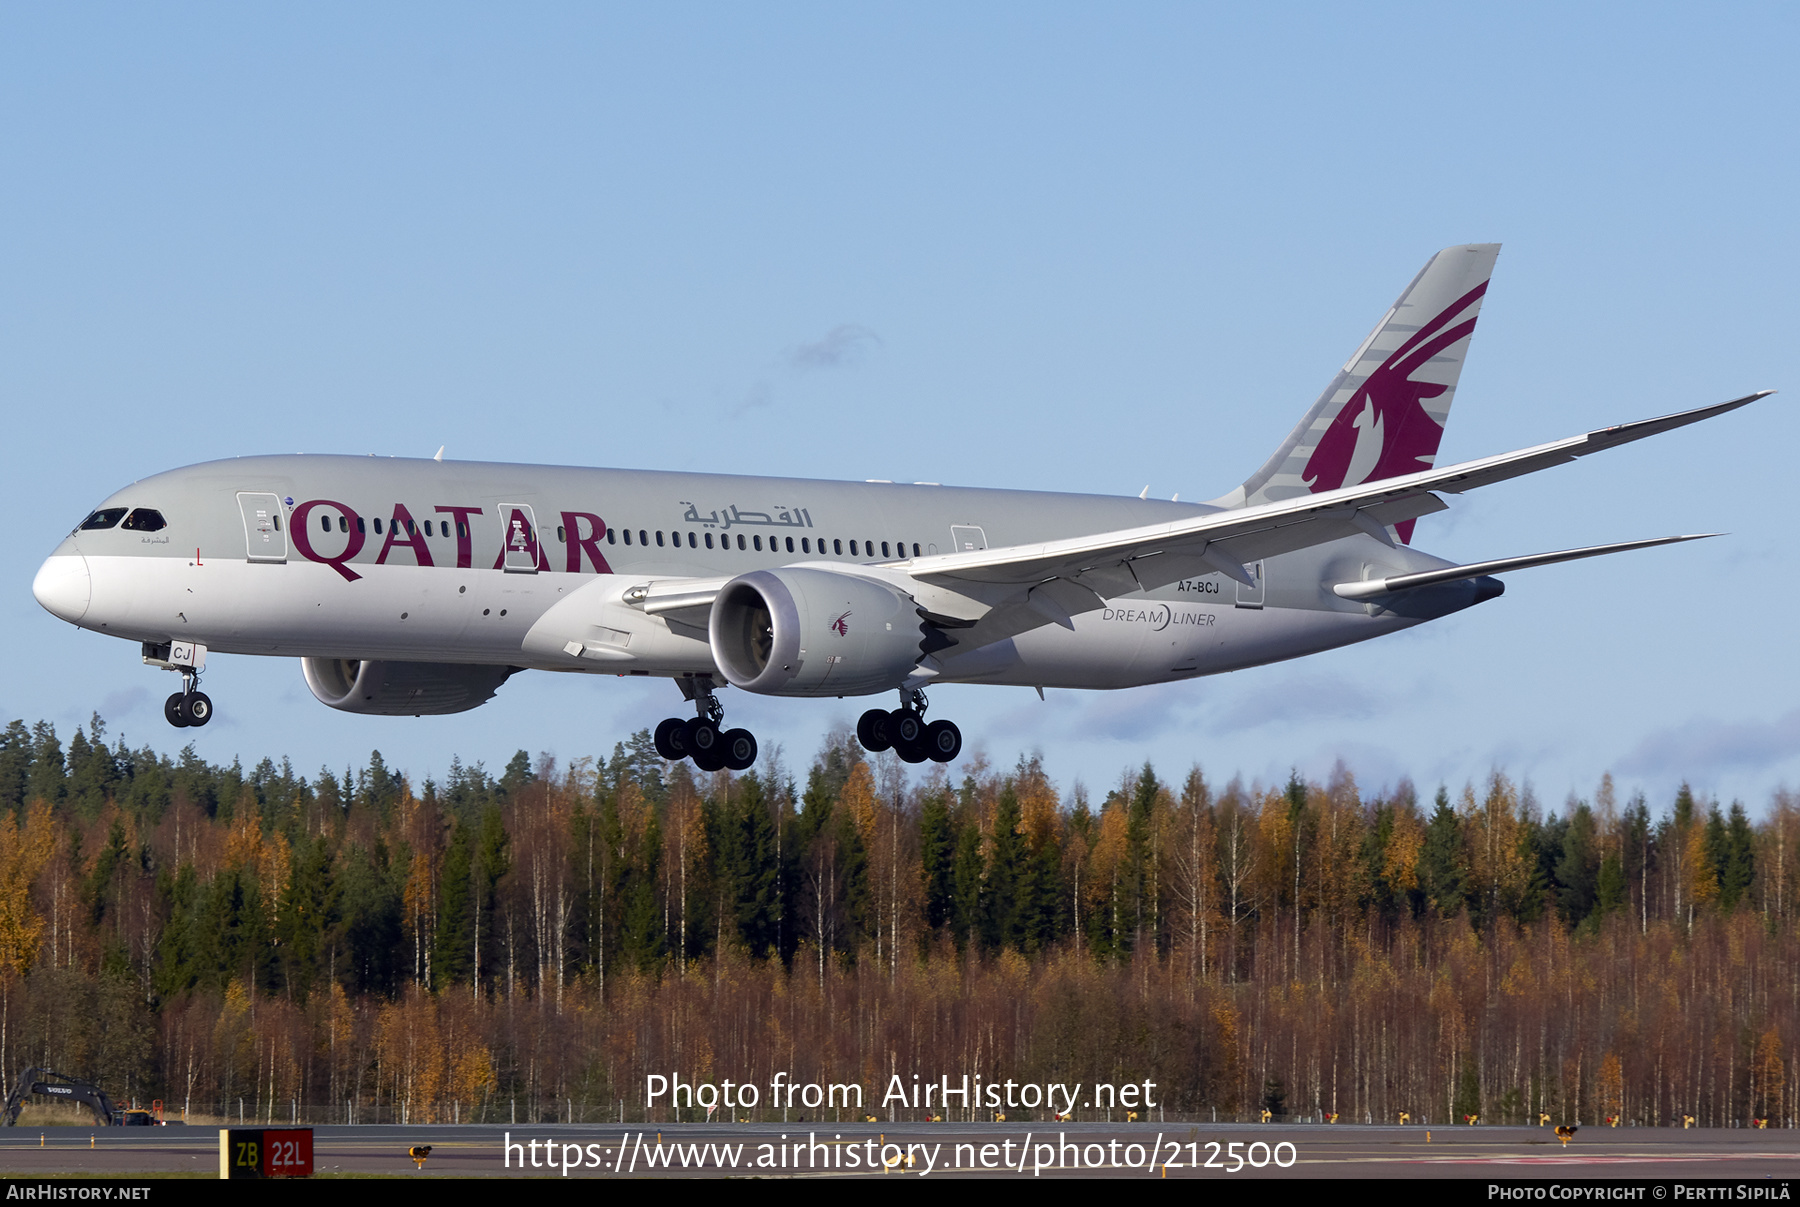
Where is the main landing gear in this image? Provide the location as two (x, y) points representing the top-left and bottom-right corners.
(164, 669), (213, 729)
(652, 677), (757, 773)
(857, 688), (961, 764)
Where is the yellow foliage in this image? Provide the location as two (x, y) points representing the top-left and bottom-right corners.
(1685, 826), (1718, 910)
(0, 802), (56, 976)
(1018, 765), (1060, 853)
(840, 762), (878, 849)
(1257, 791), (1293, 903)
(1597, 1052), (1624, 1120)
(224, 810), (263, 872)
(1752, 1028), (1785, 1117)
(449, 1044), (492, 1103)
(1383, 805), (1424, 894)
(1084, 804), (1129, 914)
(377, 991), (447, 1121)
(1500, 951), (1536, 997)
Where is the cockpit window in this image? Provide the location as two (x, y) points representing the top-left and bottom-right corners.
(79, 508), (127, 531)
(120, 508), (168, 532)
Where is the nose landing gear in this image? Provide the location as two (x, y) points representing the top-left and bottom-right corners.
(652, 677), (757, 772)
(147, 641), (212, 728)
(164, 670), (213, 729)
(857, 688), (960, 763)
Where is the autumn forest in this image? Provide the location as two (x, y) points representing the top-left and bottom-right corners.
(0, 713), (1793, 1129)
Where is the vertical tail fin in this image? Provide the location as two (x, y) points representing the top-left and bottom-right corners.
(1218, 243), (1500, 542)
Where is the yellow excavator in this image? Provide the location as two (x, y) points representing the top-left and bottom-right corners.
(2, 1068), (164, 1127)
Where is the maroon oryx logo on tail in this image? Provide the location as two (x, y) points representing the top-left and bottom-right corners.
(830, 610), (851, 637)
(1301, 281), (1487, 543)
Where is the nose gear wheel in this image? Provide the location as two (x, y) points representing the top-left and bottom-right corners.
(163, 668), (212, 729)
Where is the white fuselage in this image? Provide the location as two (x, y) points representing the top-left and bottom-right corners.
(34, 453), (1468, 698)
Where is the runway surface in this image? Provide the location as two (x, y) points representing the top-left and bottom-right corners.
(0, 1121), (1794, 1179)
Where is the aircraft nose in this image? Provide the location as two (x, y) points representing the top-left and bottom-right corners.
(33, 553), (91, 624)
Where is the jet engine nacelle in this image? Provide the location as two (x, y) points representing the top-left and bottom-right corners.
(709, 568), (928, 697)
(301, 657), (514, 716)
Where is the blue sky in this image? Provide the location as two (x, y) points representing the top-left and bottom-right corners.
(4, 4), (1797, 814)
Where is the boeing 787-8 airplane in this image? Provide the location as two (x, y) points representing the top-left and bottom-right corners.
(32, 245), (1770, 771)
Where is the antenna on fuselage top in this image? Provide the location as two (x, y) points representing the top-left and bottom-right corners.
(434, 446), (445, 462)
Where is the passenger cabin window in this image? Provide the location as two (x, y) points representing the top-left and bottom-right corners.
(612, 529), (622, 544)
(849, 540), (858, 556)
(321, 515), (332, 532)
(785, 536), (794, 553)
(357, 518), (367, 534)
(801, 538), (810, 553)
(339, 516), (349, 533)
(79, 508), (126, 530)
(556, 525), (566, 542)
(754, 535), (763, 551)
(688, 532), (697, 548)
(121, 509), (167, 532)
(912, 542), (920, 557)
(737, 534), (746, 551)
(881, 542), (890, 558)
(374, 518), (383, 534)
(655, 531), (664, 547)
(457, 522), (469, 539)
(833, 539), (842, 555)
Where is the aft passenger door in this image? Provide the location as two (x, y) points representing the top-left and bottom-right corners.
(236, 493), (288, 563)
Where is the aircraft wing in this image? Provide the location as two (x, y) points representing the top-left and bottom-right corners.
(905, 391), (1770, 645)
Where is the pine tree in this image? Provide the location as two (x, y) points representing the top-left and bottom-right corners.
(1418, 787), (1466, 918)
(434, 822), (473, 986)
(981, 785), (1024, 952)
(918, 792), (955, 936)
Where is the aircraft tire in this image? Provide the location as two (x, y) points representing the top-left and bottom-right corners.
(685, 718), (721, 760)
(185, 692), (214, 727)
(164, 693), (190, 728)
(856, 708), (892, 752)
(722, 728), (758, 771)
(654, 717), (688, 760)
(895, 737), (929, 764)
(888, 709), (924, 746)
(925, 719), (961, 763)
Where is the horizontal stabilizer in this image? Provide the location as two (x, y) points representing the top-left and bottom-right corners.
(1331, 533), (1719, 600)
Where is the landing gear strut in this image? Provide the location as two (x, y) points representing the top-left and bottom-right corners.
(653, 677), (757, 772)
(857, 688), (960, 764)
(164, 668), (213, 729)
